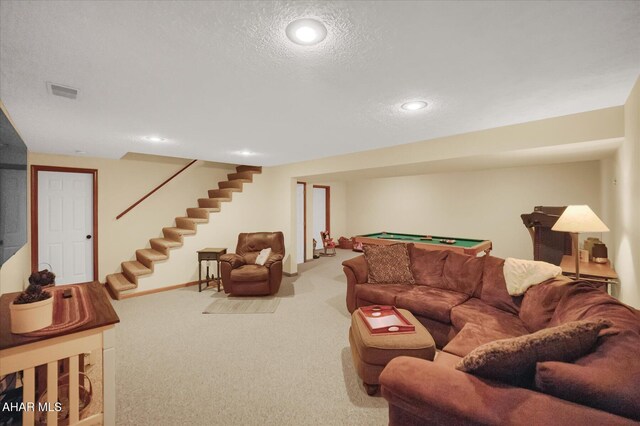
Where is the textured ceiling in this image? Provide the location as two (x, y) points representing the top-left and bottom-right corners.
(1, 1), (639, 166)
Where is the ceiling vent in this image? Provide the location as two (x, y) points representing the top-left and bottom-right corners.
(47, 82), (79, 99)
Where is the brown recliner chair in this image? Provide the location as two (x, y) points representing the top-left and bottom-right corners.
(220, 232), (285, 296)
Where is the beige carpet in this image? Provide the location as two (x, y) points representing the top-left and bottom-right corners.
(110, 249), (388, 425)
(203, 296), (280, 314)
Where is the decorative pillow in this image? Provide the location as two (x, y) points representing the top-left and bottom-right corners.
(441, 251), (484, 296)
(408, 246), (448, 287)
(363, 243), (415, 284)
(455, 319), (612, 385)
(503, 258), (562, 296)
(255, 248), (271, 266)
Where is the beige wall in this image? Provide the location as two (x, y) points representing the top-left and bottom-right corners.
(281, 107), (623, 178)
(607, 77), (640, 307)
(0, 152), (297, 294)
(346, 162), (603, 261)
(1, 97), (636, 302)
(135, 168), (296, 291)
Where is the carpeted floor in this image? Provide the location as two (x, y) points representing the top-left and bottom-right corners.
(111, 250), (388, 425)
(203, 296), (280, 314)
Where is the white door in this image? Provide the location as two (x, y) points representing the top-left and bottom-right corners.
(38, 171), (93, 285)
(313, 186), (327, 247)
(0, 169), (27, 264)
(296, 183), (305, 264)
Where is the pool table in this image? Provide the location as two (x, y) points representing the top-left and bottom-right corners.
(354, 232), (492, 256)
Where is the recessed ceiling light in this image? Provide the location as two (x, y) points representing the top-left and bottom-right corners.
(233, 150), (256, 156)
(401, 101), (428, 111)
(143, 136), (167, 143)
(286, 19), (327, 46)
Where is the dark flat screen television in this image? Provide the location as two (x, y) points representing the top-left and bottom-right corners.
(0, 106), (28, 267)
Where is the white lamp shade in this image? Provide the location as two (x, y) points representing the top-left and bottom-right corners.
(551, 205), (609, 233)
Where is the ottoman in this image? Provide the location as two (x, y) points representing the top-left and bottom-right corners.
(349, 308), (436, 395)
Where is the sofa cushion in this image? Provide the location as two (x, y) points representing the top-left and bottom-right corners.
(443, 323), (515, 358)
(519, 277), (574, 332)
(395, 286), (469, 324)
(480, 256), (521, 315)
(355, 284), (415, 307)
(549, 283), (640, 334)
(230, 264), (268, 282)
(441, 252), (484, 296)
(363, 243), (415, 284)
(450, 297), (529, 336)
(408, 247), (448, 287)
(535, 330), (640, 421)
(433, 350), (462, 369)
(456, 319), (611, 385)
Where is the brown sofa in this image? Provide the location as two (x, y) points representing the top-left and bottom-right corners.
(342, 245), (640, 425)
(220, 232), (285, 296)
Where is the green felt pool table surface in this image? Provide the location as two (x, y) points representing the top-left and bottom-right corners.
(360, 232), (482, 247)
(355, 232), (492, 255)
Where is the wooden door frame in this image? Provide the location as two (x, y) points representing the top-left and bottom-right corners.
(297, 181), (307, 262)
(313, 185), (330, 234)
(30, 165), (99, 281)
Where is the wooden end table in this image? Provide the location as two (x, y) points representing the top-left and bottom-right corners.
(560, 255), (619, 294)
(197, 248), (227, 292)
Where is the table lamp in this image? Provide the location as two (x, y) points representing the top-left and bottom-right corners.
(551, 205), (609, 279)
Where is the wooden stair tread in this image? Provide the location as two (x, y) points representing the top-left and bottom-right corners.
(199, 198), (230, 205)
(236, 165), (262, 174)
(136, 249), (169, 261)
(218, 180), (245, 190)
(176, 216), (208, 223)
(106, 273), (136, 292)
(227, 172), (253, 182)
(208, 189), (234, 198)
(150, 238), (182, 248)
(186, 208), (211, 219)
(163, 227), (196, 235)
(122, 261), (152, 276)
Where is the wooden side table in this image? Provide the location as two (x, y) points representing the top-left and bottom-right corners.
(197, 248), (227, 292)
(560, 255), (619, 294)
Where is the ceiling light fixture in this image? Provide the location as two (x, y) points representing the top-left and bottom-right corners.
(143, 136), (167, 143)
(286, 18), (327, 46)
(401, 101), (428, 111)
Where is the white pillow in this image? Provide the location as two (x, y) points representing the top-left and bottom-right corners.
(503, 258), (562, 296)
(255, 248), (272, 266)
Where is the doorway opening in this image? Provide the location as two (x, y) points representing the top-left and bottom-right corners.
(312, 185), (330, 256)
(296, 182), (307, 264)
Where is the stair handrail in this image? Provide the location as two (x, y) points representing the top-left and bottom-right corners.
(116, 159), (198, 220)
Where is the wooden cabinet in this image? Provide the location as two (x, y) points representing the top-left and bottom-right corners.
(0, 282), (119, 425)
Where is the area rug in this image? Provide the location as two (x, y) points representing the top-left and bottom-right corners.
(203, 297), (280, 314)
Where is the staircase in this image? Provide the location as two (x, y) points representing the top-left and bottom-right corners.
(106, 165), (262, 299)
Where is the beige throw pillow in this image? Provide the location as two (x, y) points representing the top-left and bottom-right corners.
(456, 319), (611, 385)
(363, 243), (414, 284)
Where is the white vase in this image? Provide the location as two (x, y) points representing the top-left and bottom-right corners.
(9, 295), (54, 334)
